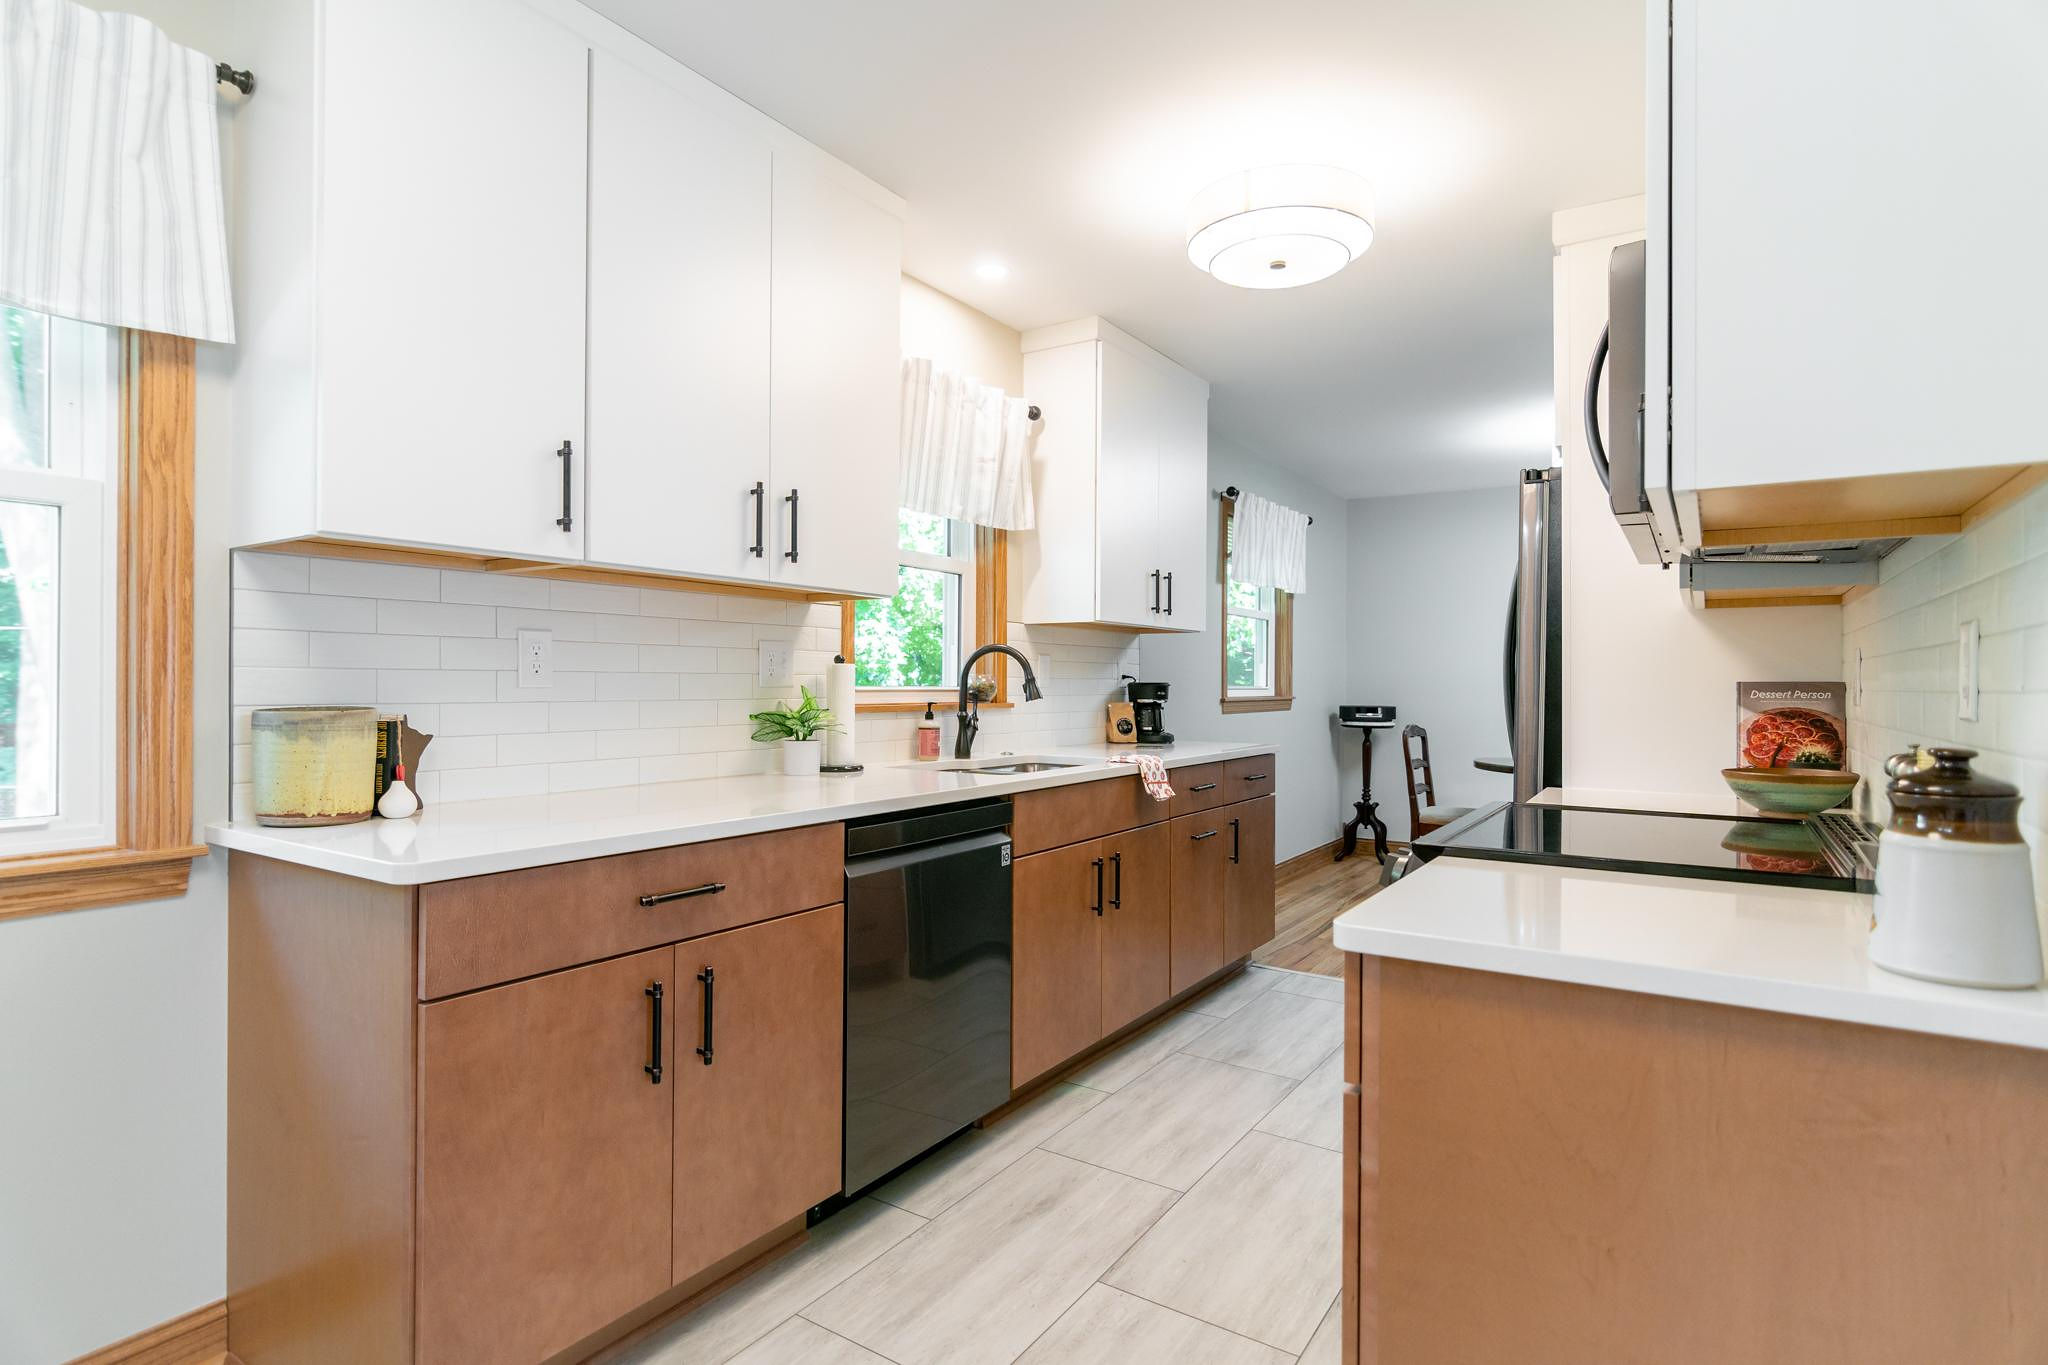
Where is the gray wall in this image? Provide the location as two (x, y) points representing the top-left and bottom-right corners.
(1138, 434), (1351, 862)
(1344, 486), (1520, 842)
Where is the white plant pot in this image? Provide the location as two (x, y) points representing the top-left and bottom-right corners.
(780, 738), (823, 777)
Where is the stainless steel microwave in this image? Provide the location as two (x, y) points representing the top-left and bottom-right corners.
(1583, 240), (1665, 564)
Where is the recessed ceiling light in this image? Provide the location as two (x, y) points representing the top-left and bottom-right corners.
(974, 260), (1009, 282)
(1186, 165), (1374, 290)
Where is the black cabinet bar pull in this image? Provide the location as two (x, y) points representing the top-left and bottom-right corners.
(750, 481), (765, 557)
(784, 488), (800, 563)
(1164, 571), (1173, 615)
(639, 881), (726, 907)
(555, 439), (574, 532)
(1243, 772), (1269, 782)
(1091, 856), (1105, 917)
(1231, 817), (1241, 864)
(1190, 828), (1219, 841)
(644, 981), (664, 1084)
(1110, 851), (1122, 908)
(1150, 569), (1161, 613)
(1190, 782), (1217, 793)
(696, 966), (715, 1066)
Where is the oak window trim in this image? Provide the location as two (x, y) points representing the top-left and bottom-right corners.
(841, 527), (1013, 712)
(0, 331), (203, 922)
(1218, 496), (1294, 715)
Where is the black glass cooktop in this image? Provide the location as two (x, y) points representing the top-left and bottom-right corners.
(1416, 802), (1874, 891)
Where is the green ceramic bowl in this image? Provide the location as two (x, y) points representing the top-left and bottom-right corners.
(1721, 766), (1858, 815)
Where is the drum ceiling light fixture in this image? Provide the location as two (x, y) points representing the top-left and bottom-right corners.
(1186, 165), (1374, 290)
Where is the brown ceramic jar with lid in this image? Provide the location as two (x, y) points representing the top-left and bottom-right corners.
(1872, 746), (2040, 988)
(1881, 746), (2023, 843)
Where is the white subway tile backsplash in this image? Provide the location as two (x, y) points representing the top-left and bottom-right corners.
(228, 551), (1142, 810)
(440, 570), (550, 608)
(310, 558), (442, 602)
(439, 701), (551, 736)
(440, 638), (518, 670)
(548, 758), (642, 793)
(233, 628), (309, 667)
(377, 669), (497, 704)
(235, 589), (377, 633)
(232, 666), (375, 707)
(310, 633), (440, 669)
(232, 552), (311, 593)
(548, 580), (643, 615)
(497, 731), (598, 766)
(378, 600), (497, 638)
(548, 700), (641, 732)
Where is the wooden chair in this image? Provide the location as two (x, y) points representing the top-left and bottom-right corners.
(1402, 724), (1473, 839)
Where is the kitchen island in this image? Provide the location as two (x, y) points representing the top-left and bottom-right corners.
(1332, 858), (2048, 1365)
(209, 742), (1278, 1365)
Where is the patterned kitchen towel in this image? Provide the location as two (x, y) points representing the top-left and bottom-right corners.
(1107, 752), (1174, 801)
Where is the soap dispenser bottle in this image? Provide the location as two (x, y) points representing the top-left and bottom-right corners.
(916, 702), (941, 761)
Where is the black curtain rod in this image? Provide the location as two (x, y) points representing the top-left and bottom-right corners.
(1221, 485), (1312, 526)
(215, 62), (255, 95)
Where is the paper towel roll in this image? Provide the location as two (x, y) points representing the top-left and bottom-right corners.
(825, 658), (858, 767)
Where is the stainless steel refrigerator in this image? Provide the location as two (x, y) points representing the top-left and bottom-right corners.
(1503, 467), (1563, 802)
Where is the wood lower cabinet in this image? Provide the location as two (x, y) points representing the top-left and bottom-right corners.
(416, 948), (673, 1365)
(1169, 810), (1232, 993)
(673, 905), (844, 1283)
(1100, 821), (1173, 1035)
(1224, 796), (1277, 962)
(1012, 841), (1107, 1085)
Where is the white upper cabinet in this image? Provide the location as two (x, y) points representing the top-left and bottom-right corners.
(1016, 319), (1210, 633)
(584, 50), (772, 581)
(1647, 0), (2048, 546)
(238, 0), (592, 559)
(768, 158), (903, 600)
(232, 0), (904, 600)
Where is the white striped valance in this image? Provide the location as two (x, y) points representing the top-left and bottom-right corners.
(899, 357), (1038, 531)
(1, 0), (235, 342)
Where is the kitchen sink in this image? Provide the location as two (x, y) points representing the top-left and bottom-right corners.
(927, 755), (1085, 775)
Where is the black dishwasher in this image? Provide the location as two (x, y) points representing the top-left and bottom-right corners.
(842, 799), (1013, 1195)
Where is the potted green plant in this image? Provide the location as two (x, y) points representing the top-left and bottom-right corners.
(748, 685), (838, 776)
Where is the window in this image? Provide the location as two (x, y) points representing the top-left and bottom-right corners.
(1, 305), (117, 855)
(1221, 498), (1293, 712)
(853, 510), (977, 692)
(0, 319), (200, 921)
(843, 512), (1009, 710)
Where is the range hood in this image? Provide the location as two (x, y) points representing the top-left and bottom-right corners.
(1679, 538), (1907, 610)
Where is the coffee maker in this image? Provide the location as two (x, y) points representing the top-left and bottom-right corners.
(1121, 676), (1173, 746)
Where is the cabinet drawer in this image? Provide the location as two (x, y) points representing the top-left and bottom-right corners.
(1168, 763), (1231, 817)
(1011, 775), (1166, 856)
(1226, 755), (1277, 801)
(418, 823), (843, 999)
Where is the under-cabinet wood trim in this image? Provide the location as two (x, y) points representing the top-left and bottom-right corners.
(65, 1297), (227, 1365)
(2, 332), (201, 919)
(842, 527), (1010, 710)
(1693, 460), (2044, 550)
(250, 536), (854, 604)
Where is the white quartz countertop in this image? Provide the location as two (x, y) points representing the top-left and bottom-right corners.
(1333, 858), (2048, 1052)
(206, 740), (1272, 885)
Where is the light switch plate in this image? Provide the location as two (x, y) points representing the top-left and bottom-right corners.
(758, 639), (794, 687)
(1958, 620), (1980, 721)
(517, 629), (553, 689)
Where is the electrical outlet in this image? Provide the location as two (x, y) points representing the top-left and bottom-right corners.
(517, 629), (553, 689)
(758, 639), (794, 687)
(1958, 619), (1980, 722)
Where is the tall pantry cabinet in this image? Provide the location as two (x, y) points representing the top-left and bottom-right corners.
(1015, 318), (1210, 632)
(232, 0), (902, 600)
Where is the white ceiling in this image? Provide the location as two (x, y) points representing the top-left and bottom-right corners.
(583, 0), (1643, 499)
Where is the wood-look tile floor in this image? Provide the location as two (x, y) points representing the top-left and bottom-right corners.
(1251, 846), (1395, 978)
(609, 965), (1344, 1365)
